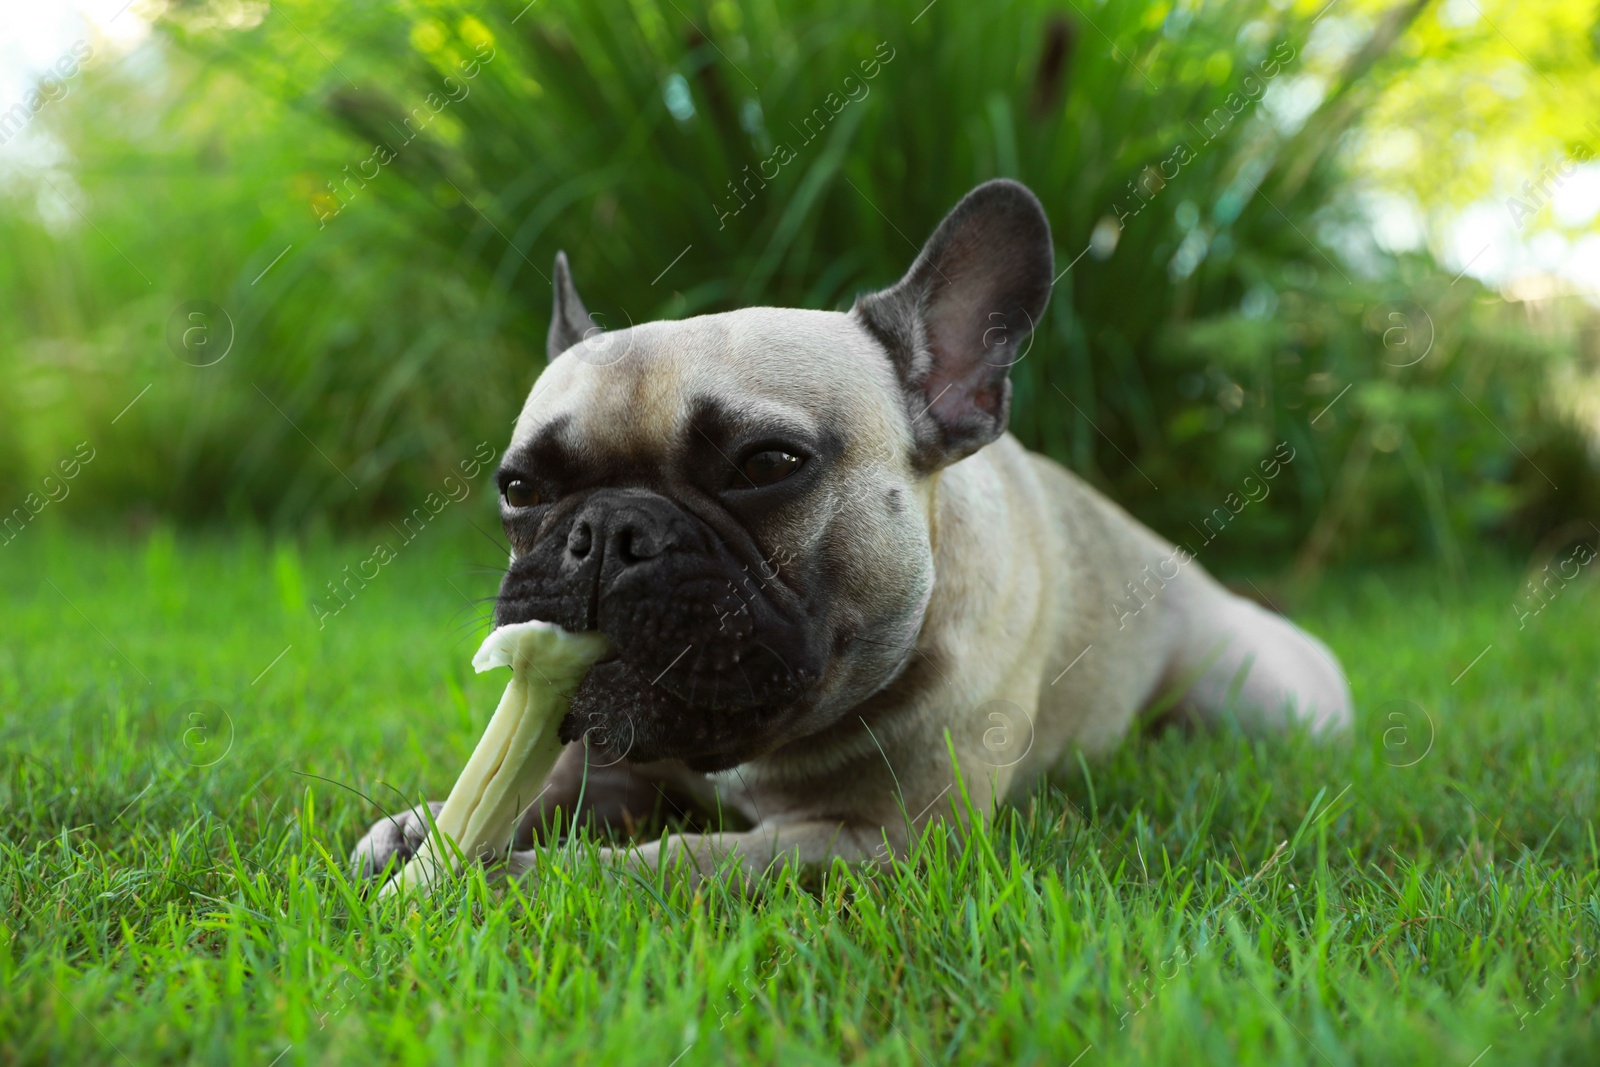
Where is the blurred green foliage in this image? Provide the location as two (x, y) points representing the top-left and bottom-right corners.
(1, 0), (1596, 571)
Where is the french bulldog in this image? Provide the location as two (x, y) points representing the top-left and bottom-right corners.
(353, 179), (1350, 889)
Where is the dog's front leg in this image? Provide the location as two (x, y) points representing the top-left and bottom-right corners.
(504, 820), (898, 895)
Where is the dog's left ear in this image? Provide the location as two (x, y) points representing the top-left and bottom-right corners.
(854, 179), (1053, 467)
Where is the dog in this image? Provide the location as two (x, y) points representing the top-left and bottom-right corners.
(352, 179), (1351, 890)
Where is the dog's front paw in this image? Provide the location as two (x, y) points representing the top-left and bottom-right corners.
(349, 801), (443, 880)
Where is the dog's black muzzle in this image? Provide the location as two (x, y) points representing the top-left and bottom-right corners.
(494, 488), (821, 769)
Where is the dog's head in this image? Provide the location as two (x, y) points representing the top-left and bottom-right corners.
(493, 179), (1053, 770)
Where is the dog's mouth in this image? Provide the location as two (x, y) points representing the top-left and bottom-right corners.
(559, 652), (803, 772)
(515, 603), (822, 770)
(494, 486), (829, 768)
(498, 571), (822, 769)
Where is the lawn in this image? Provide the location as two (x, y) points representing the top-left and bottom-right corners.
(2, 523), (1597, 1065)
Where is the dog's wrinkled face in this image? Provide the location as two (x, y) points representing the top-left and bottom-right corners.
(494, 310), (931, 770)
(494, 180), (1054, 770)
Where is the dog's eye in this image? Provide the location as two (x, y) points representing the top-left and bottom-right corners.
(740, 450), (802, 487)
(504, 480), (540, 508)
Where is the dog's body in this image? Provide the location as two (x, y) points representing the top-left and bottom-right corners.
(354, 180), (1350, 887)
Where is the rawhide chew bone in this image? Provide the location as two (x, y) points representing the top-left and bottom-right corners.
(378, 620), (609, 896)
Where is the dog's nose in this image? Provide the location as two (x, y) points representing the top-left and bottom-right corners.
(567, 495), (674, 569)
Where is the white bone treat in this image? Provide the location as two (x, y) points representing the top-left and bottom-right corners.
(379, 620), (610, 897)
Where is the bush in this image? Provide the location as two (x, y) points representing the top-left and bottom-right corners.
(1, 0), (1593, 570)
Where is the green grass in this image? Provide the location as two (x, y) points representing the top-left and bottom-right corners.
(3, 523), (1598, 1064)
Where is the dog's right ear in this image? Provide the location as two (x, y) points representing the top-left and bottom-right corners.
(548, 251), (594, 361)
